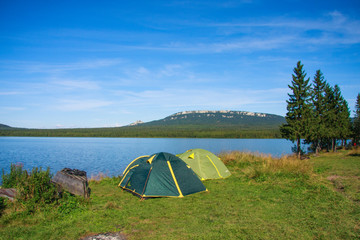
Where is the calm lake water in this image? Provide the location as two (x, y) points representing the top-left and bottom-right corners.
(0, 137), (297, 178)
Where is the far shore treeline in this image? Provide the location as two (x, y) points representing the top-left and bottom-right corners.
(281, 61), (360, 158)
(0, 125), (282, 139)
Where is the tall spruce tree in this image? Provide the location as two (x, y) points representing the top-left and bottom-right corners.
(280, 61), (312, 158)
(321, 84), (350, 151)
(333, 85), (351, 148)
(307, 70), (327, 155)
(353, 93), (360, 145)
(323, 83), (337, 151)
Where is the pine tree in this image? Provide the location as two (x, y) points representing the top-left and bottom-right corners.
(353, 93), (360, 145)
(280, 61), (312, 158)
(307, 70), (327, 154)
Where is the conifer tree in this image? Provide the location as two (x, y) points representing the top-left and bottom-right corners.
(323, 83), (337, 151)
(307, 70), (327, 154)
(321, 84), (350, 151)
(353, 93), (360, 145)
(280, 61), (312, 158)
(333, 85), (351, 148)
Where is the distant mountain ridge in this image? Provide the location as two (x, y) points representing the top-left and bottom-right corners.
(0, 110), (285, 138)
(0, 124), (12, 130)
(142, 110), (285, 127)
(0, 110), (285, 129)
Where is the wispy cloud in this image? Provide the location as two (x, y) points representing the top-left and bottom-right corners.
(126, 11), (360, 53)
(10, 10), (355, 56)
(55, 99), (113, 111)
(118, 63), (193, 87)
(0, 59), (122, 74)
(0, 91), (24, 95)
(207, 11), (360, 47)
(31, 59), (122, 73)
(113, 87), (288, 115)
(210, 36), (296, 52)
(166, 0), (253, 8)
(206, 10), (359, 32)
(2, 107), (25, 111)
(50, 79), (100, 90)
(159, 64), (184, 77)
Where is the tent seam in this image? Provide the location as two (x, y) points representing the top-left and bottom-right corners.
(167, 161), (184, 198)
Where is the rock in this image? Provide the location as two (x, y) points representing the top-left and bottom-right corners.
(80, 232), (127, 240)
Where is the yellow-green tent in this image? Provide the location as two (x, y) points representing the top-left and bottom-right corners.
(177, 149), (231, 180)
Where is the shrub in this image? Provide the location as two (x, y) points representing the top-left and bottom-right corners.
(18, 167), (58, 211)
(0, 197), (5, 216)
(1, 164), (58, 212)
(2, 163), (24, 188)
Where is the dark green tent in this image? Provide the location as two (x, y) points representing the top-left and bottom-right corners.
(119, 152), (207, 198)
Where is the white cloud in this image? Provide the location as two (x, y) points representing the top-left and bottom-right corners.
(211, 36), (296, 52)
(112, 87), (288, 115)
(55, 99), (113, 111)
(51, 79), (100, 90)
(9, 11), (354, 56)
(165, 1), (253, 9)
(0, 91), (23, 95)
(125, 11), (360, 53)
(328, 10), (347, 25)
(159, 64), (183, 77)
(2, 107), (25, 111)
(134, 67), (150, 77)
(208, 11), (360, 47)
(0, 59), (122, 74)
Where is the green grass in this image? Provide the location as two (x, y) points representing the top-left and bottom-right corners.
(1, 151), (359, 239)
(312, 149), (360, 204)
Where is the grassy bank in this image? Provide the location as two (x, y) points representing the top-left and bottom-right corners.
(1, 150), (359, 239)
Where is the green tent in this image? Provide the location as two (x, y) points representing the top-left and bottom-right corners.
(119, 152), (207, 199)
(177, 149), (231, 180)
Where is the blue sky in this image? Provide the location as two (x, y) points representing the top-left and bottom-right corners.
(1, 0), (360, 128)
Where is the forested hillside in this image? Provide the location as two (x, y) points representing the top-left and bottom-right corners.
(0, 124), (12, 130)
(143, 110), (285, 127)
(0, 110), (285, 138)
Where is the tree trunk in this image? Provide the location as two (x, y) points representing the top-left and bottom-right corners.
(297, 138), (301, 159)
(315, 141), (320, 155)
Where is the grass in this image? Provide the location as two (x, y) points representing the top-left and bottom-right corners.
(1, 150), (359, 239)
(312, 148), (360, 204)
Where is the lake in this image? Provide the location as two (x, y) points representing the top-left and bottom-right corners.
(0, 137), (297, 178)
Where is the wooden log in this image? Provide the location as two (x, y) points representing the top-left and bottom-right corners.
(0, 188), (17, 201)
(52, 168), (90, 198)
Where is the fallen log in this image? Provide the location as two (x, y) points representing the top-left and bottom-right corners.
(0, 188), (17, 201)
(52, 168), (90, 198)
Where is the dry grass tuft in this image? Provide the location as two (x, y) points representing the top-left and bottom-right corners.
(104, 201), (121, 209)
(89, 172), (109, 182)
(219, 151), (271, 165)
(266, 155), (312, 175)
(219, 151), (312, 179)
(347, 147), (360, 157)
